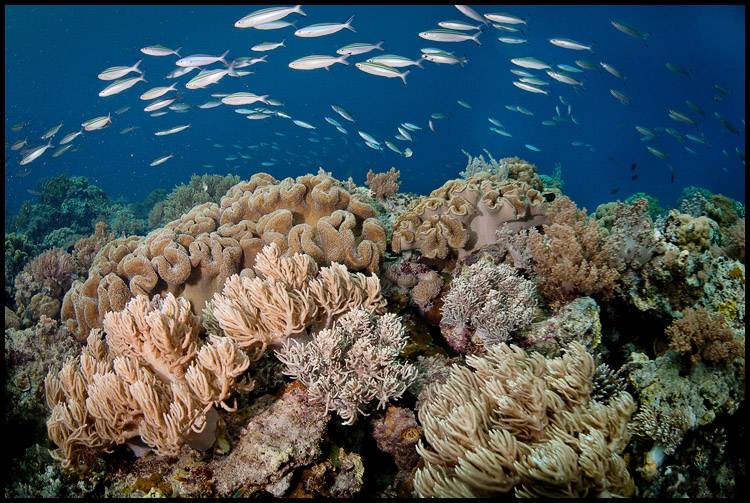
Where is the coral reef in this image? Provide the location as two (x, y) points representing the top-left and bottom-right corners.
(365, 167), (401, 200)
(372, 405), (422, 478)
(211, 243), (387, 359)
(413, 342), (635, 497)
(62, 172), (387, 341)
(45, 292), (253, 471)
(149, 173), (241, 228)
(392, 170), (548, 260)
(275, 308), (418, 425)
(440, 256), (537, 353)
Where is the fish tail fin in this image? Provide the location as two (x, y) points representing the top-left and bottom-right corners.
(174, 46), (182, 58)
(339, 54), (350, 66)
(415, 57), (424, 70)
(219, 49), (230, 66)
(473, 32), (482, 45)
(401, 69), (410, 86)
(295, 5), (306, 17)
(376, 40), (385, 50)
(346, 15), (355, 32)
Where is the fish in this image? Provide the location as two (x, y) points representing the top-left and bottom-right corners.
(19, 139), (54, 165)
(401, 123), (421, 131)
(335, 126), (348, 135)
(355, 62), (410, 85)
(331, 105), (355, 122)
(714, 84), (731, 96)
(429, 120), (436, 132)
(635, 125), (657, 139)
(683, 146), (698, 155)
(457, 100), (472, 108)
(714, 112), (740, 135)
(556, 64), (583, 73)
(610, 89), (632, 106)
(541, 120), (556, 126)
(82, 113), (112, 131)
(510, 57), (551, 70)
(176, 50), (230, 68)
(232, 55), (268, 68)
(498, 36), (528, 44)
(119, 125), (139, 134)
(51, 144), (73, 157)
(669, 165), (675, 184)
(454, 5), (488, 25)
(668, 109), (696, 126)
(251, 39), (286, 52)
(611, 21), (650, 47)
(185, 67), (238, 89)
(632, 174), (638, 180)
(685, 133), (709, 146)
(600, 62), (626, 83)
(549, 38), (594, 52)
(483, 12), (527, 25)
(221, 92), (270, 105)
(397, 127), (412, 141)
(665, 62), (691, 79)
(144, 96), (179, 112)
(610, 188), (620, 195)
(59, 129), (84, 144)
(421, 51), (468, 66)
(11, 122), (30, 132)
(514, 81), (549, 95)
(438, 20), (484, 31)
(295, 15), (355, 37)
(149, 153), (173, 166)
(324, 116), (342, 127)
(575, 59), (599, 71)
(169, 103), (191, 111)
(337, 41), (385, 55)
(647, 145), (667, 159)
(385, 141), (403, 155)
(525, 144), (541, 152)
(235, 5), (306, 29)
(98, 59), (143, 81)
(431, 112), (447, 119)
(293, 119), (316, 129)
(358, 131), (379, 145)
(165, 66), (199, 79)
(154, 124), (191, 136)
(41, 122), (63, 140)
(98, 74), (147, 97)
(140, 83), (178, 101)
(488, 118), (504, 128)
(11, 138), (28, 150)
(288, 54), (349, 70)
(367, 54), (424, 69)
(403, 148), (413, 158)
(140, 45), (181, 57)
(631, 163), (637, 171)
(545, 70), (582, 86)
(493, 127), (513, 137)
(418, 29), (482, 45)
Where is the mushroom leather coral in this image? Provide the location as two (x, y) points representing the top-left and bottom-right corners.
(392, 172), (548, 259)
(62, 173), (387, 341)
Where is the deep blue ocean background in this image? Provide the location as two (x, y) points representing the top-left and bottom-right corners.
(5, 5), (745, 218)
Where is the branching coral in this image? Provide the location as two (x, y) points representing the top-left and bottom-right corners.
(413, 342), (635, 497)
(526, 195), (620, 303)
(274, 308), (418, 425)
(210, 243), (386, 360)
(440, 256), (537, 353)
(665, 306), (744, 367)
(365, 167), (401, 200)
(45, 292), (253, 471)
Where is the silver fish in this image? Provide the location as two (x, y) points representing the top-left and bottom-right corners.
(235, 5), (306, 29)
(549, 38), (594, 52)
(141, 45), (181, 57)
(355, 62), (410, 85)
(611, 21), (650, 47)
(149, 153), (174, 166)
(19, 139), (54, 165)
(98, 74), (146, 97)
(418, 29), (482, 45)
(98, 59), (143, 80)
(288, 54), (349, 70)
(295, 15), (355, 37)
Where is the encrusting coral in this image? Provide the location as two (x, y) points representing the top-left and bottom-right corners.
(391, 168), (548, 260)
(61, 172), (387, 341)
(45, 292), (253, 471)
(210, 243), (387, 360)
(275, 308), (418, 425)
(413, 342), (635, 497)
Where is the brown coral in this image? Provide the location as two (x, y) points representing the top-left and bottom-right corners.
(665, 306), (744, 367)
(62, 173), (387, 341)
(392, 171), (548, 260)
(366, 167), (401, 200)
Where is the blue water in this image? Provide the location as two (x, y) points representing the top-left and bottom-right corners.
(5, 5), (745, 218)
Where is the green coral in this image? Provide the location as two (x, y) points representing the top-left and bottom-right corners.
(625, 192), (663, 221)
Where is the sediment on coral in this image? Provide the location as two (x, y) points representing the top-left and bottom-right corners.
(413, 342), (635, 497)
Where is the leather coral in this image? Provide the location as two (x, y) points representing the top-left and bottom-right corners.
(46, 292), (253, 471)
